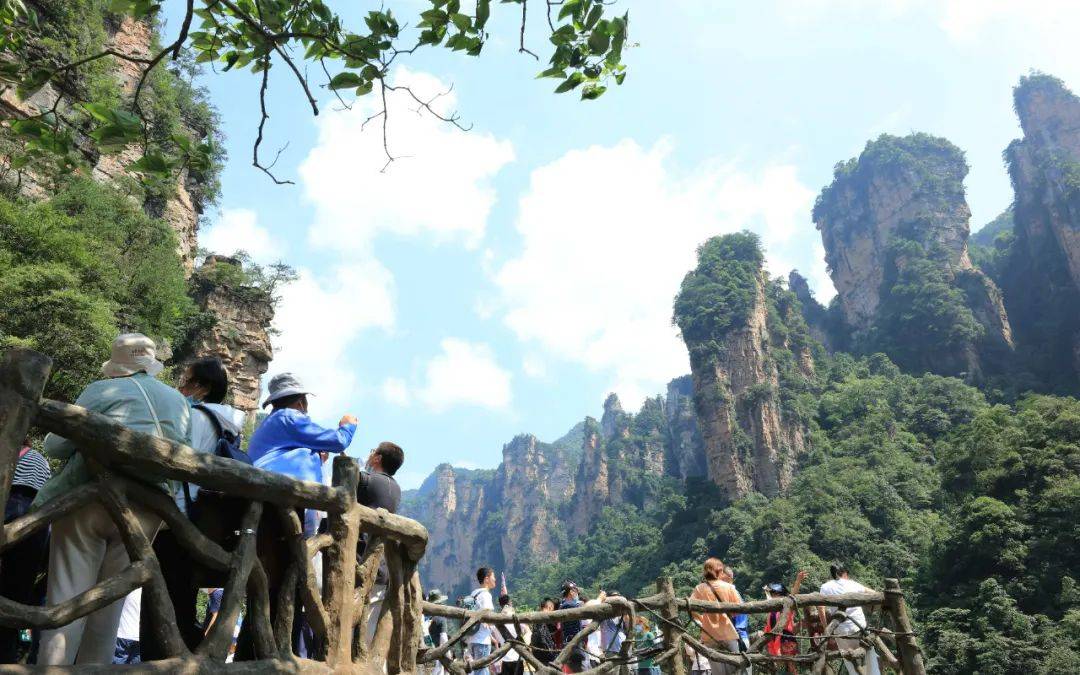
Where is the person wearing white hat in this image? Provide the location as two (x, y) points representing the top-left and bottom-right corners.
(235, 372), (356, 659)
(36, 333), (191, 666)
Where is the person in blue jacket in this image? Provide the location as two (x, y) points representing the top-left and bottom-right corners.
(247, 372), (358, 536)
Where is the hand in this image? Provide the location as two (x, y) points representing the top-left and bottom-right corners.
(796, 570), (808, 584)
(319, 452), (329, 464)
(339, 414), (358, 426)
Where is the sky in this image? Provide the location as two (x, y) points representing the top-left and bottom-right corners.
(172, 0), (1080, 489)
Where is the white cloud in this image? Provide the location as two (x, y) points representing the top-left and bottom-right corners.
(381, 377), (411, 406)
(419, 338), (512, 412)
(201, 208), (281, 262)
(493, 139), (820, 409)
(777, 0), (1080, 82)
(299, 67), (515, 253)
(268, 261), (394, 422)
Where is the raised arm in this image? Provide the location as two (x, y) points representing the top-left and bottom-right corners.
(289, 414), (357, 453)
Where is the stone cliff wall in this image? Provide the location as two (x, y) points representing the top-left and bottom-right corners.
(814, 133), (1013, 377)
(687, 272), (805, 499)
(999, 74), (1080, 385)
(0, 16), (201, 272)
(186, 256), (275, 420)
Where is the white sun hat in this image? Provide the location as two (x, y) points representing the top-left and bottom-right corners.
(262, 372), (313, 407)
(101, 333), (164, 378)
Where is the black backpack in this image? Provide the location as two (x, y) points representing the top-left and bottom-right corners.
(184, 405), (253, 584)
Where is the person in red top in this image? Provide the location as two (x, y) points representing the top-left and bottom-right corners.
(762, 570), (808, 674)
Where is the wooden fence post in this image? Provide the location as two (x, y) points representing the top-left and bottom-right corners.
(323, 455), (360, 667)
(656, 577), (687, 675)
(883, 579), (926, 675)
(0, 348), (51, 546)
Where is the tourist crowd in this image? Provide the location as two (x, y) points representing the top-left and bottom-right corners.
(423, 560), (881, 675)
(1, 333), (404, 665)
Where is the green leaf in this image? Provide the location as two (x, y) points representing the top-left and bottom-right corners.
(476, 0), (491, 29)
(554, 72), (584, 93)
(581, 85), (606, 100)
(615, 72), (626, 85)
(451, 12), (471, 32)
(81, 102), (114, 124)
(328, 71), (364, 90)
(584, 4), (603, 30)
(587, 28), (610, 55)
(558, 0), (582, 21)
(536, 66), (567, 79)
(355, 81), (374, 96)
(128, 152), (172, 174)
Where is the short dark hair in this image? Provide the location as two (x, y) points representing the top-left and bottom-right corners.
(830, 563), (849, 580)
(186, 357), (228, 403)
(272, 393), (306, 410)
(374, 441), (404, 476)
(477, 567), (493, 585)
(540, 597), (557, 610)
(498, 594), (511, 608)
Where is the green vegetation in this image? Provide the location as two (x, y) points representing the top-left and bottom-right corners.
(673, 232), (765, 362)
(513, 350), (1080, 673)
(0, 178), (193, 401)
(0, 0), (628, 185)
(870, 236), (983, 376)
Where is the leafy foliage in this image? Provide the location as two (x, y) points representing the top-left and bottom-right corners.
(0, 178), (193, 401)
(0, 0), (629, 186)
(673, 232), (764, 362)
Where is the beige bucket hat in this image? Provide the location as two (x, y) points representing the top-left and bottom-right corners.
(101, 333), (164, 378)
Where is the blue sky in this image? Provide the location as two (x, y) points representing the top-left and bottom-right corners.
(166, 0), (1080, 489)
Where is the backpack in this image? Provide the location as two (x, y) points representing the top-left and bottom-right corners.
(185, 405), (253, 585)
(461, 589), (485, 638)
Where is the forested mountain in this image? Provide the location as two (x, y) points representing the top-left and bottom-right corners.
(403, 73), (1080, 673)
(0, 2), (277, 415)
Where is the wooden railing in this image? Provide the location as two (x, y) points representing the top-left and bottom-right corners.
(0, 348), (428, 673)
(420, 577), (928, 674)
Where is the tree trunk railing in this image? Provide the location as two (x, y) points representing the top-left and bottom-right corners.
(420, 579), (928, 674)
(0, 348), (428, 673)
(0, 347), (929, 674)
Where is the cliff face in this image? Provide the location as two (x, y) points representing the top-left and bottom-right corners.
(997, 74), (1080, 387)
(674, 233), (811, 501)
(0, 17), (201, 271)
(186, 256), (275, 420)
(403, 380), (705, 596)
(813, 133), (1013, 378)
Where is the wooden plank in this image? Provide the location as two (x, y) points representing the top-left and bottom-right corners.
(883, 579), (927, 675)
(35, 398), (351, 513)
(1, 482), (98, 551)
(0, 560), (151, 629)
(0, 348), (51, 546)
(322, 455), (360, 667)
(655, 577), (686, 675)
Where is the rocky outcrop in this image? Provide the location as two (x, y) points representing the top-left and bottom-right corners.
(600, 393), (626, 440)
(996, 74), (1080, 388)
(813, 133), (1013, 377)
(674, 234), (810, 500)
(186, 256), (275, 420)
(663, 376), (706, 480)
(0, 17), (201, 271)
(788, 270), (833, 351)
(402, 464), (493, 595)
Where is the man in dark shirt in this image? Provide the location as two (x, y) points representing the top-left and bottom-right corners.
(357, 441), (403, 513)
(358, 441), (404, 645)
(558, 582), (587, 673)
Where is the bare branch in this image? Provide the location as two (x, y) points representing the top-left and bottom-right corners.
(253, 59), (294, 185)
(519, 0), (539, 60)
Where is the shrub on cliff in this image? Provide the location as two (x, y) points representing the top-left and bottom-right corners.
(0, 178), (193, 400)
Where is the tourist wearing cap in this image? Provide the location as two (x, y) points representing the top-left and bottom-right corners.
(37, 333), (191, 666)
(425, 590), (450, 675)
(247, 372), (358, 536)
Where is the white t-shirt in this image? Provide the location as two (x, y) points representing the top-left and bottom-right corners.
(819, 578), (869, 635)
(117, 589), (142, 641)
(501, 606), (521, 662)
(467, 588), (495, 645)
